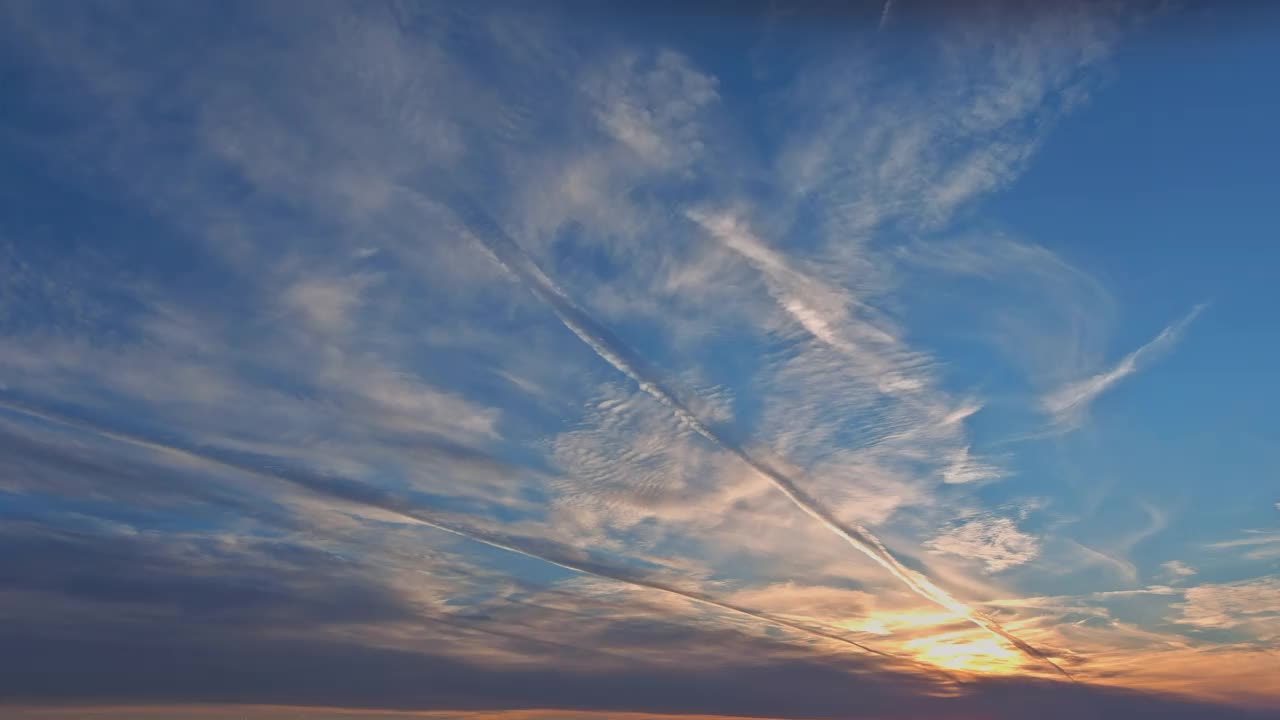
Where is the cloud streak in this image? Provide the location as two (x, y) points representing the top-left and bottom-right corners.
(1041, 304), (1206, 430)
(446, 192), (1074, 679)
(879, 0), (896, 31)
(0, 396), (946, 674)
(7, 2), (1275, 712)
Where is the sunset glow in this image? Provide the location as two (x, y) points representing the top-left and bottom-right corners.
(1, 1), (1277, 719)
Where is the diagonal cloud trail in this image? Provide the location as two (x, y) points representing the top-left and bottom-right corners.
(447, 193), (1074, 680)
(1042, 304), (1206, 430)
(0, 398), (935, 673)
(878, 0), (896, 31)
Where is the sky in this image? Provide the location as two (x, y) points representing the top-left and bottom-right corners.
(1, 1), (1278, 719)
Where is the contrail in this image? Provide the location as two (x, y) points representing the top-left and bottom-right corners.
(446, 193), (1073, 680)
(878, 0), (895, 31)
(1041, 304), (1206, 431)
(0, 397), (932, 672)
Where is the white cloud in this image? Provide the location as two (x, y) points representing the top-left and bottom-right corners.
(878, 0), (895, 31)
(1, 0), (1202, 690)
(687, 208), (917, 393)
(283, 273), (378, 335)
(585, 49), (718, 171)
(775, 4), (1123, 238)
(1062, 539), (1138, 584)
(1041, 304), (1205, 430)
(1161, 561), (1197, 579)
(1208, 530), (1280, 562)
(1173, 577), (1280, 639)
(926, 512), (1040, 574)
(894, 234), (1117, 398)
(940, 445), (1006, 486)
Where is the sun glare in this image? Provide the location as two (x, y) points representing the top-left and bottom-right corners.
(905, 634), (1025, 674)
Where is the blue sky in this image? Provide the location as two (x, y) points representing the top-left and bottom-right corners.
(1, 2), (1278, 719)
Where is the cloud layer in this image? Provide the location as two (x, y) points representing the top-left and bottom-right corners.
(0, 1), (1273, 718)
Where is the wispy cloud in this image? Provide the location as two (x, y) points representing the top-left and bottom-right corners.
(878, 0), (896, 31)
(1041, 304), (1206, 430)
(1064, 539), (1138, 585)
(1161, 560), (1197, 579)
(1208, 530), (1280, 562)
(1173, 577), (1280, 637)
(687, 208), (921, 395)
(451, 192), (1073, 678)
(926, 511), (1041, 574)
(4, 1), (1269, 714)
(2, 395), (973, 681)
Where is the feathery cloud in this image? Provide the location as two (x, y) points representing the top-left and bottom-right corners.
(1173, 577), (1280, 636)
(1161, 561), (1197, 579)
(1041, 304), (1205, 430)
(926, 512), (1041, 574)
(1208, 530), (1280, 562)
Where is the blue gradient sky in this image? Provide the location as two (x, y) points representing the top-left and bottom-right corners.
(1, 2), (1277, 719)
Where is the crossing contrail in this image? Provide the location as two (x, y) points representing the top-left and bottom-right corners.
(0, 397), (936, 673)
(446, 192), (1073, 680)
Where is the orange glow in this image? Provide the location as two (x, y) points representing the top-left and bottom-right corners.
(904, 633), (1025, 674)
